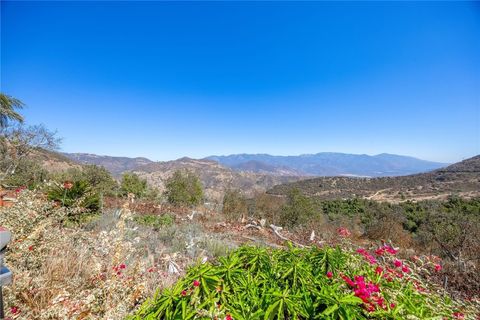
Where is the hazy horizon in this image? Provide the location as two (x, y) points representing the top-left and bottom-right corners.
(2, 1), (479, 163)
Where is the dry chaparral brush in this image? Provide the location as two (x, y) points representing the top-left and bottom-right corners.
(0, 190), (184, 319)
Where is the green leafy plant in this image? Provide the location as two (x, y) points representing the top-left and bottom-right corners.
(47, 180), (100, 213)
(129, 244), (472, 320)
(134, 214), (175, 229)
(164, 170), (203, 207)
(121, 172), (148, 198)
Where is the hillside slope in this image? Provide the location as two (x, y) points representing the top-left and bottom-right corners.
(27, 148), (80, 172)
(132, 157), (305, 201)
(63, 153), (153, 176)
(268, 155), (480, 202)
(206, 152), (447, 177)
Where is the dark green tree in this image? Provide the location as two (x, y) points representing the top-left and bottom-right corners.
(164, 170), (203, 207)
(120, 172), (147, 198)
(279, 188), (317, 229)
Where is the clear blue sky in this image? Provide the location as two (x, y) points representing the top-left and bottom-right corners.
(1, 1), (479, 163)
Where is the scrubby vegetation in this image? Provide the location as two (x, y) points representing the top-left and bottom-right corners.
(165, 169), (204, 207)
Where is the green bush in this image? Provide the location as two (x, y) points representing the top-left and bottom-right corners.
(130, 244), (469, 319)
(47, 180), (100, 213)
(222, 189), (248, 222)
(133, 214), (174, 229)
(279, 188), (317, 229)
(165, 170), (203, 207)
(52, 165), (118, 196)
(3, 158), (49, 189)
(120, 172), (147, 198)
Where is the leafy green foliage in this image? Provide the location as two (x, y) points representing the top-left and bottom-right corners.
(279, 188), (317, 229)
(121, 172), (147, 198)
(134, 214), (174, 229)
(130, 245), (464, 320)
(47, 180), (100, 214)
(165, 170), (204, 207)
(54, 165), (118, 195)
(3, 158), (49, 188)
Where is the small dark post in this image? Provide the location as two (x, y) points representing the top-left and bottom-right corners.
(0, 287), (4, 319)
(0, 227), (13, 319)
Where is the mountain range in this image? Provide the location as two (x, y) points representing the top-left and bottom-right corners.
(205, 153), (447, 177)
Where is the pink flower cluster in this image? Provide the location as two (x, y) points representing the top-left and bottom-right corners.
(375, 244), (398, 256)
(356, 248), (377, 265)
(113, 263), (126, 276)
(14, 186), (26, 194)
(342, 275), (384, 312)
(181, 280), (201, 297)
(337, 227), (351, 238)
(10, 306), (20, 315)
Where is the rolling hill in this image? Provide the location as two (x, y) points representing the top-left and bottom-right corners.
(268, 155), (480, 202)
(131, 157), (304, 201)
(63, 153), (153, 176)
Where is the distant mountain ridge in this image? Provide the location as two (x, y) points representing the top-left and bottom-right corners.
(205, 152), (448, 177)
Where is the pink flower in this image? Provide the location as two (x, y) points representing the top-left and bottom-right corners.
(193, 279), (200, 287)
(28, 245), (33, 251)
(147, 267), (155, 273)
(434, 264), (442, 272)
(15, 186), (26, 193)
(225, 315), (233, 320)
(326, 271), (333, 279)
(119, 263), (126, 269)
(63, 181), (74, 190)
(181, 290), (187, 296)
(337, 227), (351, 237)
(452, 312), (465, 319)
(390, 303), (395, 309)
(375, 266), (383, 275)
(384, 245), (398, 255)
(356, 248), (377, 264)
(401, 265), (410, 273)
(10, 306), (20, 315)
(394, 260), (402, 268)
(341, 275), (356, 287)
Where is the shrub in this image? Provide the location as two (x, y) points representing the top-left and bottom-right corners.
(164, 170), (203, 207)
(279, 188), (317, 229)
(133, 214), (174, 229)
(222, 189), (248, 222)
(121, 172), (147, 198)
(2, 158), (49, 188)
(81, 165), (118, 195)
(47, 180), (100, 214)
